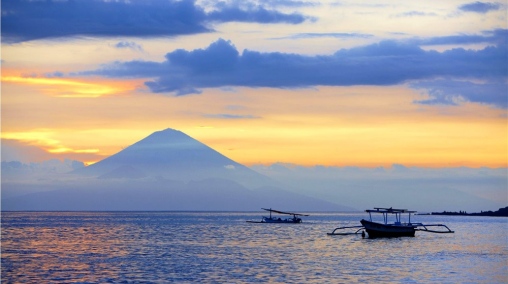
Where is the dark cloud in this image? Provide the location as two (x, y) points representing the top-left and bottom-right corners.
(207, 6), (307, 24)
(415, 29), (507, 46)
(412, 80), (507, 108)
(115, 41), (144, 51)
(1, 0), (209, 43)
(80, 34), (507, 107)
(1, 0), (309, 43)
(78, 60), (167, 79)
(458, 1), (501, 13)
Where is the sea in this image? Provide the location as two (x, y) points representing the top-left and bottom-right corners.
(2, 211), (507, 283)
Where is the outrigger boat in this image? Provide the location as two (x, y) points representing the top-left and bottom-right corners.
(247, 208), (309, 223)
(328, 207), (454, 238)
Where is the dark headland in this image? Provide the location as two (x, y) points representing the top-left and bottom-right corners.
(431, 206), (508, 217)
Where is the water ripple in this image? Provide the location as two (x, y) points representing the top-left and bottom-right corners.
(2, 212), (507, 283)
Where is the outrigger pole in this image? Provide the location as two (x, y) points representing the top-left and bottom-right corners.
(327, 223), (454, 236)
(327, 225), (365, 236)
(415, 224), (454, 233)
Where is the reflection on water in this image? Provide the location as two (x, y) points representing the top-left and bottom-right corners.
(2, 212), (507, 283)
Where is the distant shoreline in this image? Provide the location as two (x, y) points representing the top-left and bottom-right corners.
(431, 206), (508, 217)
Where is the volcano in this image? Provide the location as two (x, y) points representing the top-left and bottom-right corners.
(4, 128), (348, 211)
(74, 128), (272, 187)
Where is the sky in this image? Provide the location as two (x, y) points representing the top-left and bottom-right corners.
(1, 0), (507, 169)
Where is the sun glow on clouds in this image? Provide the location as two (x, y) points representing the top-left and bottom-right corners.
(1, 0), (506, 169)
(184, 86), (507, 168)
(1, 76), (132, 98)
(2, 131), (99, 155)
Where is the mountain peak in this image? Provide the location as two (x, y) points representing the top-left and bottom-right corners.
(150, 128), (185, 137)
(130, 128), (201, 149)
(73, 128), (273, 187)
(136, 128), (191, 142)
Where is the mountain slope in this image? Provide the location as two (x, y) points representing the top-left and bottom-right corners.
(3, 128), (350, 211)
(2, 177), (348, 211)
(73, 128), (272, 188)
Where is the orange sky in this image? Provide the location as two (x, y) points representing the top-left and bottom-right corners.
(1, 0), (506, 168)
(2, 75), (506, 167)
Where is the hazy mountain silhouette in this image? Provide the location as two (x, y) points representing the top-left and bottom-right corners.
(3, 128), (349, 211)
(73, 128), (272, 188)
(2, 177), (346, 211)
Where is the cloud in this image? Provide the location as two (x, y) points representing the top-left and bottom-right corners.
(250, 163), (508, 211)
(394, 11), (438, 17)
(257, 0), (319, 8)
(411, 80), (508, 108)
(1, 139), (54, 163)
(2, 159), (85, 174)
(115, 41), (144, 51)
(2, 75), (131, 98)
(2, 0), (208, 43)
(207, 6), (308, 24)
(275, 32), (373, 40)
(1, 0), (310, 43)
(458, 1), (501, 13)
(204, 113), (261, 119)
(414, 29), (507, 46)
(80, 34), (507, 107)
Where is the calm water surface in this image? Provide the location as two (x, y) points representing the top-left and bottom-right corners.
(2, 212), (507, 283)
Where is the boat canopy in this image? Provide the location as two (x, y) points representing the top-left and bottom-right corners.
(262, 208), (309, 216)
(366, 207), (417, 214)
(366, 207), (416, 224)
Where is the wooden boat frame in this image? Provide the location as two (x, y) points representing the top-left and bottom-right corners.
(328, 207), (454, 238)
(246, 208), (309, 224)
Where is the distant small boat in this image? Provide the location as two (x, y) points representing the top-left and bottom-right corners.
(328, 207), (454, 238)
(247, 208), (309, 223)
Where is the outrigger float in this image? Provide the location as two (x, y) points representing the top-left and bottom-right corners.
(247, 208), (309, 223)
(327, 207), (454, 238)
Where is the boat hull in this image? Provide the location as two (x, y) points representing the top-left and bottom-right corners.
(246, 217), (302, 223)
(262, 217), (302, 223)
(360, 219), (416, 238)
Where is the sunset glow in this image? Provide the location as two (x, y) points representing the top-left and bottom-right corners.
(1, 0), (506, 169)
(1, 76), (133, 98)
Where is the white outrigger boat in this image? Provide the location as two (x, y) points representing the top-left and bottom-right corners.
(247, 208), (309, 223)
(328, 207), (454, 238)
